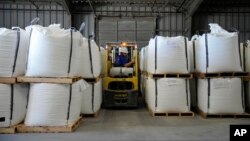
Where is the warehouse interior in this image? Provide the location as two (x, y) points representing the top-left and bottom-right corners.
(0, 0), (250, 141)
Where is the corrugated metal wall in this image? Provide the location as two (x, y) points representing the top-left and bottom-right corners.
(158, 7), (184, 37)
(193, 6), (250, 42)
(0, 3), (71, 29)
(72, 5), (185, 47)
(72, 13), (95, 38)
(96, 17), (155, 48)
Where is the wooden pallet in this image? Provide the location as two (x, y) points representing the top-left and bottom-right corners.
(81, 110), (100, 118)
(0, 125), (17, 134)
(147, 106), (194, 117)
(83, 76), (101, 83)
(243, 77), (250, 81)
(147, 73), (193, 79)
(16, 117), (82, 133)
(195, 72), (249, 79)
(197, 108), (250, 118)
(17, 77), (81, 84)
(0, 77), (16, 84)
(139, 71), (147, 75)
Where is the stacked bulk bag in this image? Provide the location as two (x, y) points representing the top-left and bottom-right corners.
(81, 79), (102, 114)
(79, 38), (101, 78)
(194, 24), (242, 73)
(25, 80), (88, 126)
(197, 78), (244, 114)
(147, 36), (189, 74)
(110, 67), (133, 77)
(145, 77), (191, 113)
(139, 47), (145, 71)
(0, 84), (28, 127)
(100, 47), (106, 76)
(25, 25), (83, 77)
(0, 27), (29, 77)
(188, 41), (195, 72)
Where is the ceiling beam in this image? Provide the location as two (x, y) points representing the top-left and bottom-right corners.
(87, 0), (97, 17)
(186, 0), (203, 16)
(177, 0), (187, 12)
(184, 0), (203, 38)
(60, 0), (72, 15)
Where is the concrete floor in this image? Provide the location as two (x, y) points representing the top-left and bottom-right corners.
(1, 103), (250, 141)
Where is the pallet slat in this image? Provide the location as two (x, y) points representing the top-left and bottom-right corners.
(82, 76), (101, 83)
(195, 72), (249, 79)
(197, 108), (250, 118)
(146, 73), (193, 79)
(147, 106), (194, 117)
(17, 117), (82, 133)
(17, 77), (81, 84)
(81, 109), (100, 118)
(243, 77), (250, 81)
(0, 125), (17, 134)
(0, 77), (16, 84)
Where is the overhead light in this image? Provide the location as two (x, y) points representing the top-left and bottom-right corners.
(121, 42), (127, 46)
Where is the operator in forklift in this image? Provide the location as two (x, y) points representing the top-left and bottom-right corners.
(115, 47), (135, 67)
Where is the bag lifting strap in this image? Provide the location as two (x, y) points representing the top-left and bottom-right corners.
(241, 79), (245, 110)
(10, 84), (14, 123)
(207, 78), (210, 113)
(205, 34), (209, 73)
(237, 33), (242, 68)
(67, 85), (72, 121)
(155, 79), (158, 111)
(154, 36), (158, 72)
(193, 41), (196, 70)
(12, 28), (21, 74)
(88, 39), (94, 77)
(68, 29), (73, 73)
(184, 38), (189, 71)
(92, 83), (95, 113)
(185, 79), (189, 107)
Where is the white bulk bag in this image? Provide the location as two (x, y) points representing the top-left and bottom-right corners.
(144, 47), (148, 72)
(25, 80), (89, 126)
(81, 79), (102, 114)
(25, 25), (82, 77)
(139, 46), (148, 72)
(0, 84), (28, 127)
(100, 47), (106, 75)
(197, 78), (244, 114)
(110, 67), (133, 77)
(188, 41), (195, 72)
(194, 24), (242, 73)
(79, 38), (101, 78)
(0, 28), (29, 77)
(145, 77), (190, 113)
(139, 47), (145, 71)
(147, 36), (189, 74)
(140, 74), (147, 99)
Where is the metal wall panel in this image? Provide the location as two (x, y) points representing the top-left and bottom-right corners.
(0, 3), (71, 29)
(96, 17), (155, 48)
(193, 7), (250, 42)
(72, 13), (96, 37)
(72, 5), (185, 46)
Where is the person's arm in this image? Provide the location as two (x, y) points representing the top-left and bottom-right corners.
(124, 59), (135, 67)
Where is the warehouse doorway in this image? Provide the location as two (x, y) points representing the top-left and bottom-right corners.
(96, 17), (156, 48)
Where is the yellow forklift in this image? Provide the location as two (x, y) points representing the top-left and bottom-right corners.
(103, 42), (138, 108)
